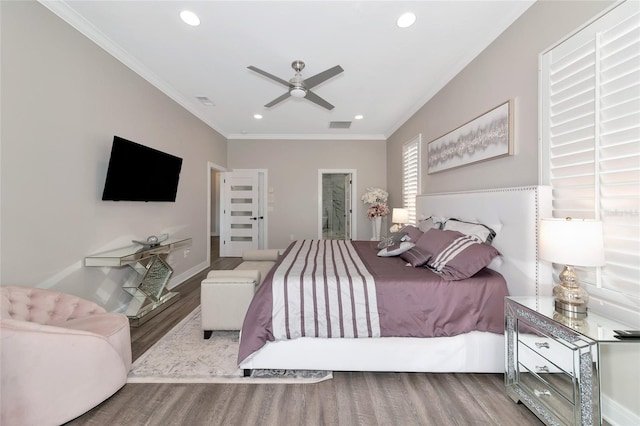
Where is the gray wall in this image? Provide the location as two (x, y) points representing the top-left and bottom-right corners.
(1, 1), (227, 309)
(386, 0), (639, 420)
(227, 139), (386, 249)
(386, 0), (614, 208)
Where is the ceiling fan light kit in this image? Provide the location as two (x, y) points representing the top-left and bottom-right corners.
(290, 87), (307, 98)
(248, 60), (344, 110)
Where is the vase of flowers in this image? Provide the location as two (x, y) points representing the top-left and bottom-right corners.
(362, 187), (389, 240)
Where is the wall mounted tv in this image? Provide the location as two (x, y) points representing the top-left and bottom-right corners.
(102, 136), (183, 202)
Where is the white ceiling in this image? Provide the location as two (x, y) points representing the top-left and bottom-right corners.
(42, 1), (535, 140)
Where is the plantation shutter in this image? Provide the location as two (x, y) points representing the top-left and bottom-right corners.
(541, 0), (640, 316)
(402, 135), (421, 224)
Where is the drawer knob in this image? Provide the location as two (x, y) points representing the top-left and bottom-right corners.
(534, 389), (551, 397)
(535, 365), (550, 373)
(535, 342), (550, 349)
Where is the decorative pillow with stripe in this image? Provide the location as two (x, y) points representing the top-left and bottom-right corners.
(399, 228), (433, 267)
(399, 246), (431, 267)
(421, 229), (501, 280)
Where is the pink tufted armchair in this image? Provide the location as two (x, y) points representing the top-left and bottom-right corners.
(0, 286), (132, 426)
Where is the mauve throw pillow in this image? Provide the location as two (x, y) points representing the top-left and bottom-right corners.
(399, 246), (430, 267)
(400, 225), (423, 242)
(421, 229), (501, 280)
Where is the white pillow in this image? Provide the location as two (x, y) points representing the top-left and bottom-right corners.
(377, 242), (415, 257)
(417, 217), (435, 232)
(443, 219), (497, 243)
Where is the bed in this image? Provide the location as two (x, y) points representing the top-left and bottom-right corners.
(239, 185), (552, 373)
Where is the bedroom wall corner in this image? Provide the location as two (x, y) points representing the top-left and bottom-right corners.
(385, 0), (614, 205)
(0, 1), (227, 310)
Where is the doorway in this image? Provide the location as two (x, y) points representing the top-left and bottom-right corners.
(318, 169), (356, 240)
(219, 170), (268, 257)
(207, 162), (226, 265)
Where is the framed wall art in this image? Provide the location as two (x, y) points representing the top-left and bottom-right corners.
(427, 100), (513, 174)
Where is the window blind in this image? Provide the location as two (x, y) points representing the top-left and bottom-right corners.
(541, 0), (640, 318)
(402, 135), (421, 224)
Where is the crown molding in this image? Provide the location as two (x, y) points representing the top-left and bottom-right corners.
(227, 133), (387, 141)
(38, 1), (228, 137)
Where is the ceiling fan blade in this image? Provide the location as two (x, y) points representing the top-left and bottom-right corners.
(264, 92), (291, 108)
(304, 90), (335, 110)
(247, 66), (289, 87)
(303, 65), (344, 89)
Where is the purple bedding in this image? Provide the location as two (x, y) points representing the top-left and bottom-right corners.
(238, 240), (509, 364)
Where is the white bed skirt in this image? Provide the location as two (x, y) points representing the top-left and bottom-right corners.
(240, 331), (505, 373)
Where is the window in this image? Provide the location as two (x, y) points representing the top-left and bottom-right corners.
(402, 135), (421, 224)
(540, 0), (640, 322)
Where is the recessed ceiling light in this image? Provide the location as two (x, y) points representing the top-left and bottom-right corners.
(354, 114), (364, 120)
(180, 10), (200, 26)
(397, 12), (416, 28)
(254, 114), (263, 120)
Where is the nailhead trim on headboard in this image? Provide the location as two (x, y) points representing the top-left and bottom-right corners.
(416, 185), (552, 298)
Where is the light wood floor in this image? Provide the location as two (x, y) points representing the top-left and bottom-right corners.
(66, 237), (541, 426)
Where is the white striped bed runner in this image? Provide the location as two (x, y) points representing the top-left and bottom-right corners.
(271, 240), (380, 340)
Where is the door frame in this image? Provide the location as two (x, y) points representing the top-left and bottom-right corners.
(207, 161), (227, 265)
(317, 169), (357, 240)
(218, 168), (268, 257)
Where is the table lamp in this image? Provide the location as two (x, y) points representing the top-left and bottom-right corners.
(539, 217), (605, 318)
(389, 208), (409, 233)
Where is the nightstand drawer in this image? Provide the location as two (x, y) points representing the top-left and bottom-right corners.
(518, 342), (575, 403)
(518, 329), (575, 374)
(518, 336), (574, 376)
(519, 369), (575, 425)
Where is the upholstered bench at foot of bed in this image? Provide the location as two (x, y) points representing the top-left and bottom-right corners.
(200, 249), (279, 338)
(201, 271), (259, 337)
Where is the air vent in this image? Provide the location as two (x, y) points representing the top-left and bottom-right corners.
(196, 96), (215, 106)
(329, 121), (351, 129)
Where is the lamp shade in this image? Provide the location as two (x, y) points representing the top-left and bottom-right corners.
(539, 218), (605, 266)
(392, 208), (409, 224)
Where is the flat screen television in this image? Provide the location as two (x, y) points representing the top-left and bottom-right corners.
(102, 136), (183, 202)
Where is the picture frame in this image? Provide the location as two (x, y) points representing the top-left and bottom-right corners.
(427, 100), (513, 174)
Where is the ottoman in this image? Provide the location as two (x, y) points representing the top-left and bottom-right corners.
(200, 269), (260, 337)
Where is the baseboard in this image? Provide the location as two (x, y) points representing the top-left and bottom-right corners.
(602, 393), (640, 426)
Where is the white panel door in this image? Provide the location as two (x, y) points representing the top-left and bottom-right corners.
(220, 171), (261, 257)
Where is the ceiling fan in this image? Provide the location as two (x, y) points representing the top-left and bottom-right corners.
(248, 60), (344, 110)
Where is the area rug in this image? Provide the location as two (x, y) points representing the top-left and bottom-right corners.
(127, 306), (332, 384)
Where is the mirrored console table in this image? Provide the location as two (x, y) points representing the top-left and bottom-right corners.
(85, 237), (192, 326)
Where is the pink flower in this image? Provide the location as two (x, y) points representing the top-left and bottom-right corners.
(367, 202), (389, 219)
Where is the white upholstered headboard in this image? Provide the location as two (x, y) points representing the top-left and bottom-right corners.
(416, 186), (552, 298)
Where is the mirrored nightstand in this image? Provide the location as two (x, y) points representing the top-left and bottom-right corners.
(505, 296), (637, 426)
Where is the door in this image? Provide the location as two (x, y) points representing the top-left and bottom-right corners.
(220, 171), (262, 257)
(319, 170), (355, 240)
